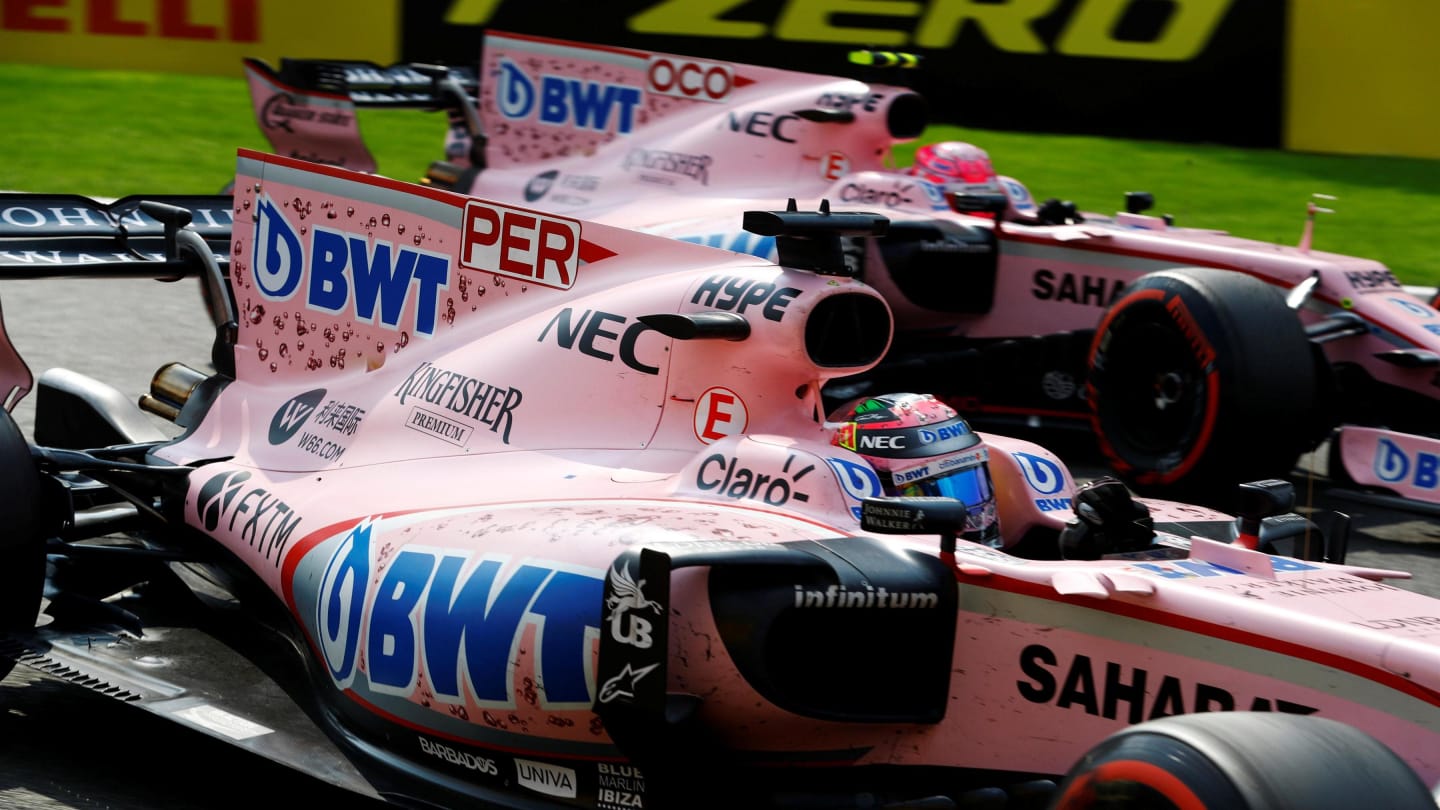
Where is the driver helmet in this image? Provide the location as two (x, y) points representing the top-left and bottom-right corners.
(830, 393), (1000, 546)
(908, 141), (998, 189)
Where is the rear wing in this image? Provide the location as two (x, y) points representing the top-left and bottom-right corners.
(242, 58), (482, 173)
(0, 194), (232, 273)
(0, 194), (239, 405)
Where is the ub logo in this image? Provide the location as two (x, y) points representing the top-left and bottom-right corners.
(605, 561), (662, 649)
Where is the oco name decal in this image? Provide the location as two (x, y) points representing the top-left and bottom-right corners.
(313, 519), (604, 707)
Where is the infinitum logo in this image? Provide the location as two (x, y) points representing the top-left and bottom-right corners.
(793, 584), (938, 609)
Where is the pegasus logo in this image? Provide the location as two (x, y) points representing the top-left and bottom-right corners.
(605, 562), (663, 649)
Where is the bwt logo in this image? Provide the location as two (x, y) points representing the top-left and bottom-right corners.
(827, 456), (884, 521)
(496, 58), (642, 134)
(252, 194), (450, 337)
(919, 424), (968, 444)
(1374, 438), (1440, 489)
(313, 519), (605, 707)
(1014, 452), (1066, 495)
(461, 201), (581, 290)
(647, 57), (734, 102)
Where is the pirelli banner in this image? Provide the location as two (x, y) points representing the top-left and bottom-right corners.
(1, 0), (1436, 159)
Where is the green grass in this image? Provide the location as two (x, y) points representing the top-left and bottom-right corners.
(4, 63), (1440, 284)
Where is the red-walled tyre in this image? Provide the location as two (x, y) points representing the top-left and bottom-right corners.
(1088, 269), (1320, 504)
(1051, 713), (1433, 810)
(0, 408), (44, 680)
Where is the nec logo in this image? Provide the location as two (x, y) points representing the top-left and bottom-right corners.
(496, 58), (642, 134)
(859, 434), (905, 450)
(252, 194), (450, 337)
(647, 57), (734, 102)
(461, 201), (582, 290)
(723, 110), (799, 143)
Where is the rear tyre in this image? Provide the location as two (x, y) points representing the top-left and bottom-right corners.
(1088, 269), (1320, 505)
(0, 409), (45, 681)
(1051, 712), (1433, 810)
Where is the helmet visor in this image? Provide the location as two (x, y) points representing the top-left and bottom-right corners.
(897, 464), (991, 504)
(895, 463), (1000, 545)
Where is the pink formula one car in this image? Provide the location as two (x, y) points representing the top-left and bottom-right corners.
(243, 32), (1440, 513)
(0, 153), (1438, 808)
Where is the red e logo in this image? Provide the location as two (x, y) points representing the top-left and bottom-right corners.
(694, 387), (748, 444)
(820, 151), (850, 181)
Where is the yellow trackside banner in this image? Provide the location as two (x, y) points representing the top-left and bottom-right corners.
(1286, 0), (1440, 159)
(0, 0), (399, 74)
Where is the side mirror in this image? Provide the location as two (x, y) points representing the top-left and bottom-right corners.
(860, 496), (968, 553)
(947, 192), (1009, 217)
(1125, 191), (1155, 214)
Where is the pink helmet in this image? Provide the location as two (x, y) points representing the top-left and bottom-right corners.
(908, 141), (997, 186)
(829, 393), (1000, 546)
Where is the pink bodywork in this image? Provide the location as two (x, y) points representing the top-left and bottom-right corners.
(460, 33), (1440, 502)
(148, 150), (1440, 789)
(242, 32), (1440, 502)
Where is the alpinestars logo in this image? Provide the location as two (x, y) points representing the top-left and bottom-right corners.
(598, 662), (659, 705)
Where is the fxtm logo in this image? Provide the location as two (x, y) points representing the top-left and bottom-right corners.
(1374, 437), (1440, 489)
(496, 58), (642, 134)
(252, 194), (450, 337)
(196, 470), (301, 567)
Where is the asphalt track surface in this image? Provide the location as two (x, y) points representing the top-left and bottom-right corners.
(0, 277), (1438, 809)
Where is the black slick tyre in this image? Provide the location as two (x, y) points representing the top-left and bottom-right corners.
(0, 408), (43, 680)
(1050, 712), (1433, 810)
(1087, 268), (1319, 504)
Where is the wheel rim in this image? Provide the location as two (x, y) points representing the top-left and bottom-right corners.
(1099, 320), (1208, 456)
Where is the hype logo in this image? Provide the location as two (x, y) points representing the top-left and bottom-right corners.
(318, 519), (372, 688)
(1013, 452), (1065, 495)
